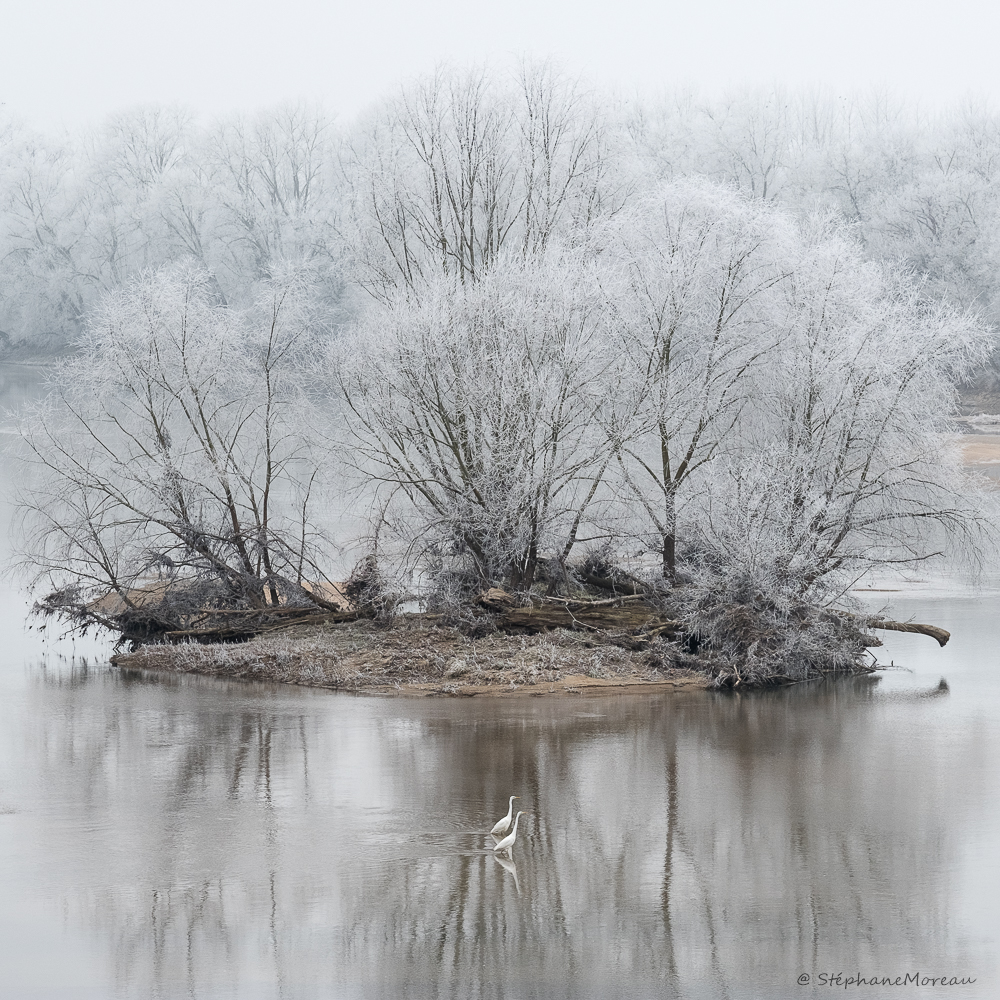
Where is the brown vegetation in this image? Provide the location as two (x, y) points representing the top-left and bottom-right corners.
(110, 617), (706, 696)
(105, 587), (949, 694)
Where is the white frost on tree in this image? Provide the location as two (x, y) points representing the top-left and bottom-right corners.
(17, 265), (336, 636)
(336, 248), (621, 592)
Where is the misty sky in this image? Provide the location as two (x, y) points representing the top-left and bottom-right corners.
(3, 0), (999, 126)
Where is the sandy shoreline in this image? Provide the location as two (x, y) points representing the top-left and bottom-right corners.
(960, 432), (1000, 469)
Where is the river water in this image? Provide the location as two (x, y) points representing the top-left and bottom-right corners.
(1, 364), (997, 998)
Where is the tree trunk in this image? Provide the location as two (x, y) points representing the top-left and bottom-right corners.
(662, 488), (677, 582)
(509, 552), (538, 592)
(870, 619), (950, 647)
(662, 533), (676, 582)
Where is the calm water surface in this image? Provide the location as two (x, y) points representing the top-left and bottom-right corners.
(1, 365), (997, 998)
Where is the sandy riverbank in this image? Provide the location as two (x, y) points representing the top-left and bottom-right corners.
(960, 432), (1000, 469)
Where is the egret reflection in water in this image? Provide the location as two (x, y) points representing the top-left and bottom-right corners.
(493, 853), (521, 895)
(0, 591), (998, 998)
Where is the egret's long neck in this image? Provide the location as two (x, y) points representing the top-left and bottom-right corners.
(506, 797), (515, 821)
(511, 812), (521, 836)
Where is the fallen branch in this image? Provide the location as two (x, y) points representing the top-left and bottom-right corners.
(828, 609), (950, 648)
(539, 593), (647, 610)
(869, 619), (951, 647)
(496, 604), (678, 634)
(162, 609), (360, 641)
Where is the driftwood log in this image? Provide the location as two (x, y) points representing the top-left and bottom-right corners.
(827, 608), (950, 647)
(495, 604), (678, 634)
(478, 593), (951, 648)
(477, 589), (676, 635)
(578, 573), (647, 596)
(867, 619), (950, 647)
(160, 608), (359, 642)
(482, 597), (951, 650)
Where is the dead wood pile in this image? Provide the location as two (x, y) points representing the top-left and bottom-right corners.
(158, 606), (360, 642)
(475, 591), (951, 649)
(90, 581), (951, 658)
(479, 592), (679, 637)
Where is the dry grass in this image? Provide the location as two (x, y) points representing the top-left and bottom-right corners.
(110, 618), (706, 695)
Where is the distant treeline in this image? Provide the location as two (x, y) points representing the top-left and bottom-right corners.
(3, 72), (1000, 372)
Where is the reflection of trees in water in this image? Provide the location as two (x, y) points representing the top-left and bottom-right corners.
(16, 669), (991, 998)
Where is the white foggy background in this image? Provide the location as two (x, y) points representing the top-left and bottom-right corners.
(3, 0), (1000, 128)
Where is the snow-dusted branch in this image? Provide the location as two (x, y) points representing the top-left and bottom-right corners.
(15, 266), (336, 636)
(335, 247), (620, 592)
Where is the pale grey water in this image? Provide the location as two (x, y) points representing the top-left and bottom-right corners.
(1, 365), (998, 998)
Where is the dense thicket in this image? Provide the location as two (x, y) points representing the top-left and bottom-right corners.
(9, 70), (999, 682)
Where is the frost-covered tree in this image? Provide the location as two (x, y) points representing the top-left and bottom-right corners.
(861, 105), (1000, 347)
(0, 102), (348, 353)
(675, 227), (994, 682)
(610, 179), (792, 579)
(0, 124), (92, 349)
(336, 248), (620, 591)
(743, 231), (990, 583)
(205, 103), (344, 300)
(343, 63), (622, 300)
(17, 265), (336, 636)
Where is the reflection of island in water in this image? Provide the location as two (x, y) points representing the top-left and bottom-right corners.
(3, 663), (994, 999)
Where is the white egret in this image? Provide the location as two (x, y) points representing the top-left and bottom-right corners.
(491, 796), (519, 837)
(492, 810), (527, 855)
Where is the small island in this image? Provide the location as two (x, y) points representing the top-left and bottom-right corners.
(14, 79), (988, 690)
(106, 608), (950, 697)
(84, 571), (950, 693)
